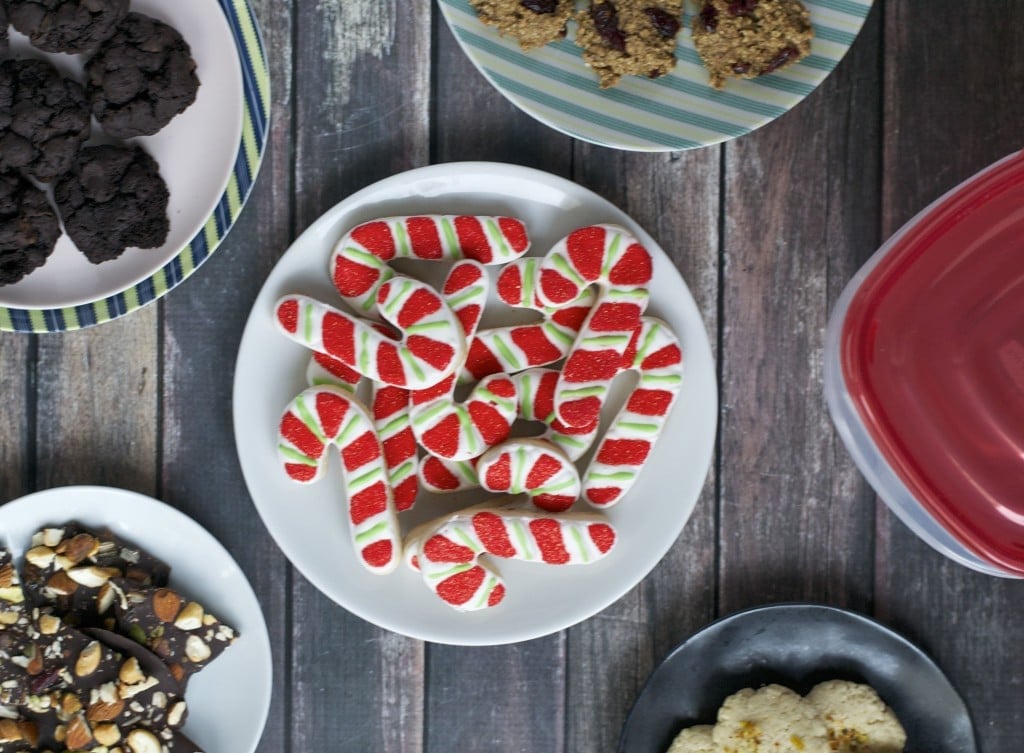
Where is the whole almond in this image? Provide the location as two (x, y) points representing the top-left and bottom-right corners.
(0, 563), (13, 588)
(75, 641), (102, 677)
(152, 588), (182, 623)
(62, 534), (99, 565)
(64, 715), (93, 751)
(86, 699), (125, 723)
(45, 570), (79, 596)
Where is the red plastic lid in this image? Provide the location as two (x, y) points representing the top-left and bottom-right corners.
(841, 151), (1024, 574)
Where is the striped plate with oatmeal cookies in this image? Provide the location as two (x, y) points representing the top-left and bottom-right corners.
(438, 0), (873, 151)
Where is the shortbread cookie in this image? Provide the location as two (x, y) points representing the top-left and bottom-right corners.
(805, 680), (906, 753)
(470, 0), (574, 50)
(575, 1), (684, 88)
(691, 0), (812, 89)
(667, 724), (715, 753)
(713, 684), (829, 753)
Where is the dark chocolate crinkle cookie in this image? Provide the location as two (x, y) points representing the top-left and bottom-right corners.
(0, 169), (61, 286)
(0, 2), (10, 59)
(0, 58), (92, 182)
(86, 12), (200, 139)
(54, 144), (170, 264)
(8, 0), (129, 55)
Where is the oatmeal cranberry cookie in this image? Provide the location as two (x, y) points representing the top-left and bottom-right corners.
(691, 0), (812, 89)
(85, 12), (200, 138)
(0, 58), (91, 183)
(470, 0), (574, 51)
(54, 145), (170, 264)
(575, 1), (684, 88)
(0, 170), (61, 287)
(8, 0), (128, 55)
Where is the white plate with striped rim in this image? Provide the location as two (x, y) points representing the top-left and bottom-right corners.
(438, 0), (874, 151)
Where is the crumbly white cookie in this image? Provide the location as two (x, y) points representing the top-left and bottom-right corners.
(667, 724), (716, 753)
(805, 680), (906, 753)
(712, 684), (829, 753)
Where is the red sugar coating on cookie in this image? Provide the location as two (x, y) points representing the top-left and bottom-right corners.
(375, 342), (405, 386)
(597, 439), (650, 466)
(564, 349), (622, 382)
(424, 534), (475, 563)
(525, 453), (562, 488)
(626, 388), (674, 416)
(473, 512), (516, 557)
(529, 519), (571, 564)
(393, 478), (418, 512)
(486, 377), (516, 399)
(540, 268), (578, 306)
(421, 456), (462, 490)
(589, 302), (643, 333)
(445, 261), (484, 293)
(468, 403), (513, 446)
(406, 217), (443, 259)
(483, 454), (511, 490)
(372, 384), (408, 420)
(322, 313), (356, 364)
(280, 414), (324, 460)
(465, 339), (504, 380)
(511, 326), (563, 365)
(341, 431), (381, 470)
(422, 414), (461, 458)
(398, 288), (442, 328)
(436, 566), (485, 606)
(567, 225), (606, 281)
(285, 463), (317, 482)
(350, 221), (396, 260)
(642, 343), (682, 370)
(454, 216), (490, 262)
(314, 352), (361, 384)
(532, 493), (575, 512)
(411, 374), (457, 405)
(349, 481), (388, 525)
(551, 304), (590, 331)
(498, 218), (529, 254)
(488, 583), (506, 607)
(361, 540), (394, 569)
(588, 523), (616, 552)
(407, 336), (455, 371)
(560, 396), (602, 428)
(586, 487), (622, 505)
(277, 299), (299, 333)
(316, 391), (349, 437)
(608, 243), (653, 286)
(497, 261), (523, 303)
(332, 256), (379, 298)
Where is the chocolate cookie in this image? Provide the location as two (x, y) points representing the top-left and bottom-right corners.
(0, 2), (10, 59)
(85, 12), (199, 138)
(8, 0), (128, 54)
(0, 170), (61, 286)
(54, 145), (170, 264)
(0, 58), (91, 182)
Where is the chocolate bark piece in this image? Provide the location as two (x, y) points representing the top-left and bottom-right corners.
(53, 144), (170, 265)
(0, 714), (38, 753)
(0, 552), (32, 708)
(112, 583), (237, 682)
(0, 59), (91, 182)
(85, 12), (200, 138)
(0, 551), (26, 625)
(0, 169), (62, 286)
(8, 0), (128, 54)
(21, 524), (170, 627)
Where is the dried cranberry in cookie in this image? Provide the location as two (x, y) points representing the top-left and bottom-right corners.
(469, 0), (574, 51)
(690, 0), (812, 89)
(575, 1), (684, 88)
(8, 0), (128, 55)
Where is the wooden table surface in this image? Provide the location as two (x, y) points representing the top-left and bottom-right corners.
(2, 2), (1022, 751)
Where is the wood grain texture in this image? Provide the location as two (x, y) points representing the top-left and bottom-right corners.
(288, 3), (430, 752)
(0, 334), (29, 506)
(877, 3), (1024, 751)
(565, 147), (720, 753)
(159, 1), (294, 751)
(716, 8), (882, 614)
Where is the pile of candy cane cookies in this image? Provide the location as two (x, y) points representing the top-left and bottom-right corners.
(272, 216), (684, 612)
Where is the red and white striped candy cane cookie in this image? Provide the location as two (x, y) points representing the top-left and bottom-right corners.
(536, 225), (653, 428)
(476, 439), (581, 512)
(584, 317), (684, 507)
(275, 275), (466, 389)
(330, 215), (530, 313)
(461, 259), (596, 382)
(277, 386), (400, 574)
(404, 501), (617, 611)
(418, 368), (601, 497)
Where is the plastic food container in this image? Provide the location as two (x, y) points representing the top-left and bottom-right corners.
(825, 151), (1024, 578)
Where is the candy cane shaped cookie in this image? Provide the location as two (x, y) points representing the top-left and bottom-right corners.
(462, 259), (596, 382)
(275, 274), (466, 389)
(278, 386), (400, 574)
(537, 225), (653, 427)
(330, 215), (530, 313)
(476, 439), (581, 512)
(584, 317), (684, 507)
(419, 368), (600, 496)
(405, 501), (617, 611)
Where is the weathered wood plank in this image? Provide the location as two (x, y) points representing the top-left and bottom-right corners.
(159, 2), (293, 752)
(0, 334), (30, 506)
(288, 3), (430, 752)
(422, 15), (576, 753)
(877, 3), (1024, 751)
(35, 311), (158, 494)
(718, 9), (882, 612)
(565, 147), (721, 753)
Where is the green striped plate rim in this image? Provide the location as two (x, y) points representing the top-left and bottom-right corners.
(0, 0), (271, 334)
(438, 0), (873, 151)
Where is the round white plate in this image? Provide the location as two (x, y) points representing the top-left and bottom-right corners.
(438, 0), (874, 151)
(0, 0), (244, 311)
(0, 486), (272, 753)
(234, 162), (717, 645)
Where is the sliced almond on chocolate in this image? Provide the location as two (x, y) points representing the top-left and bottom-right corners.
(119, 657), (144, 685)
(86, 699), (125, 723)
(67, 566), (121, 588)
(64, 714), (94, 751)
(45, 570), (79, 596)
(38, 613), (62, 635)
(167, 700), (187, 728)
(62, 533), (100, 564)
(75, 641), (103, 677)
(24, 545), (55, 569)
